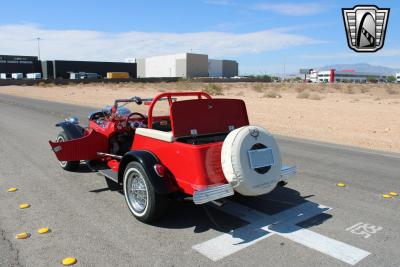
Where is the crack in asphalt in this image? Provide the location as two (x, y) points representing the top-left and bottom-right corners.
(0, 229), (22, 267)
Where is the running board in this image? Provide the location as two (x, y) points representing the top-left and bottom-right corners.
(98, 168), (119, 183)
(193, 184), (234, 205)
(86, 161), (119, 183)
(97, 152), (122, 160)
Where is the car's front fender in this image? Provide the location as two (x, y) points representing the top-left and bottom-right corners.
(55, 121), (85, 140)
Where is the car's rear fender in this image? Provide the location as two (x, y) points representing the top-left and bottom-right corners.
(118, 150), (170, 194)
(55, 121), (85, 139)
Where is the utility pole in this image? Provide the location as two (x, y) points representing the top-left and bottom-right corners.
(283, 56), (286, 82)
(36, 37), (41, 60)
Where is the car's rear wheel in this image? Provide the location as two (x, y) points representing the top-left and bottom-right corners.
(123, 161), (168, 223)
(56, 132), (79, 171)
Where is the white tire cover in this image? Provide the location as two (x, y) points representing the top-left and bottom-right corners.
(221, 126), (282, 196)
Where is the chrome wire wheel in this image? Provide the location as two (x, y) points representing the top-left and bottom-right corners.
(123, 161), (169, 222)
(125, 168), (149, 215)
(56, 135), (67, 168)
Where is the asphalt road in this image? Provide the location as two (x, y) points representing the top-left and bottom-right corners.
(0, 93), (399, 267)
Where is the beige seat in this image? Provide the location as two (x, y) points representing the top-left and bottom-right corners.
(135, 128), (173, 143)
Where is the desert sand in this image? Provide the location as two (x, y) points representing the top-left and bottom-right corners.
(1, 82), (399, 153)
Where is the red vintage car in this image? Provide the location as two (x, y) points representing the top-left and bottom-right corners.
(49, 92), (296, 222)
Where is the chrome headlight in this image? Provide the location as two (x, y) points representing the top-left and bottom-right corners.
(65, 116), (79, 124)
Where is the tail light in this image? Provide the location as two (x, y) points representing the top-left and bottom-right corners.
(154, 164), (165, 177)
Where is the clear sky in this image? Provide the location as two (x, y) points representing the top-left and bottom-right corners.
(0, 0), (398, 75)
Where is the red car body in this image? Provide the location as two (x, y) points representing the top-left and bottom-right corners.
(49, 92), (248, 195)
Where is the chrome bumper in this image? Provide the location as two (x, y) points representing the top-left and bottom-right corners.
(281, 165), (297, 181)
(193, 165), (297, 205)
(193, 184), (234, 205)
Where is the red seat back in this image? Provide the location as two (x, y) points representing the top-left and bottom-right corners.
(171, 99), (249, 138)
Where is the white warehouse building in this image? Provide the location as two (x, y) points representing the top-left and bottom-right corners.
(135, 53), (208, 78)
(128, 53), (239, 78)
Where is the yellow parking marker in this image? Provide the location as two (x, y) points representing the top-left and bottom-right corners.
(382, 194), (392, 199)
(15, 232), (30, 239)
(8, 187), (18, 192)
(389, 192), (398, 196)
(62, 257), (77, 266)
(37, 227), (50, 234)
(19, 203), (30, 209)
(336, 182), (346, 187)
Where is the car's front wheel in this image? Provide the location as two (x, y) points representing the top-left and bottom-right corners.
(56, 132), (79, 171)
(123, 161), (168, 223)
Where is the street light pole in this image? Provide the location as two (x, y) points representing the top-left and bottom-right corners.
(283, 62), (286, 81)
(36, 37), (41, 60)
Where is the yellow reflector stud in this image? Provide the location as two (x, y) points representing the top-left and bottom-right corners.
(19, 203), (30, 209)
(62, 257), (77, 266)
(8, 187), (17, 192)
(389, 192), (398, 196)
(15, 232), (30, 239)
(336, 182), (346, 187)
(382, 194), (392, 199)
(37, 227), (50, 234)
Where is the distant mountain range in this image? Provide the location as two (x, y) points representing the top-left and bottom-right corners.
(319, 63), (400, 75)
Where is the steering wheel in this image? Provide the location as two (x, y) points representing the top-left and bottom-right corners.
(125, 112), (147, 129)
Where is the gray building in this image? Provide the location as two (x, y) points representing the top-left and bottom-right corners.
(208, 59), (239, 78)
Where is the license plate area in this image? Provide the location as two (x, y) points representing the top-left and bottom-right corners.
(248, 148), (274, 169)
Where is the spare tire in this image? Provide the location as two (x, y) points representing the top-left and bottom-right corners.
(221, 126), (282, 196)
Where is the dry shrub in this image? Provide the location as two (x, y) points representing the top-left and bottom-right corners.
(203, 83), (224, 95)
(342, 87), (355, 94)
(236, 91), (244, 96)
(360, 87), (369, 93)
(252, 83), (264, 92)
(386, 88), (399, 95)
(294, 85), (306, 93)
(309, 93), (321, 100)
(173, 82), (189, 91)
(263, 90), (282, 98)
(273, 83), (284, 90)
(178, 82), (202, 91)
(297, 91), (310, 99)
(37, 81), (47, 87)
(331, 84), (341, 90)
(37, 81), (55, 87)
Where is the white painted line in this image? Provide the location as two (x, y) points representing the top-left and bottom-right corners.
(193, 201), (371, 265)
(193, 224), (273, 261)
(268, 225), (370, 265)
(194, 202), (329, 261)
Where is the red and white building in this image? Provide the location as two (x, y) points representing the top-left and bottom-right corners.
(306, 69), (388, 83)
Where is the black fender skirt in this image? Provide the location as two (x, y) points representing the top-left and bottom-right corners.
(119, 150), (169, 194)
